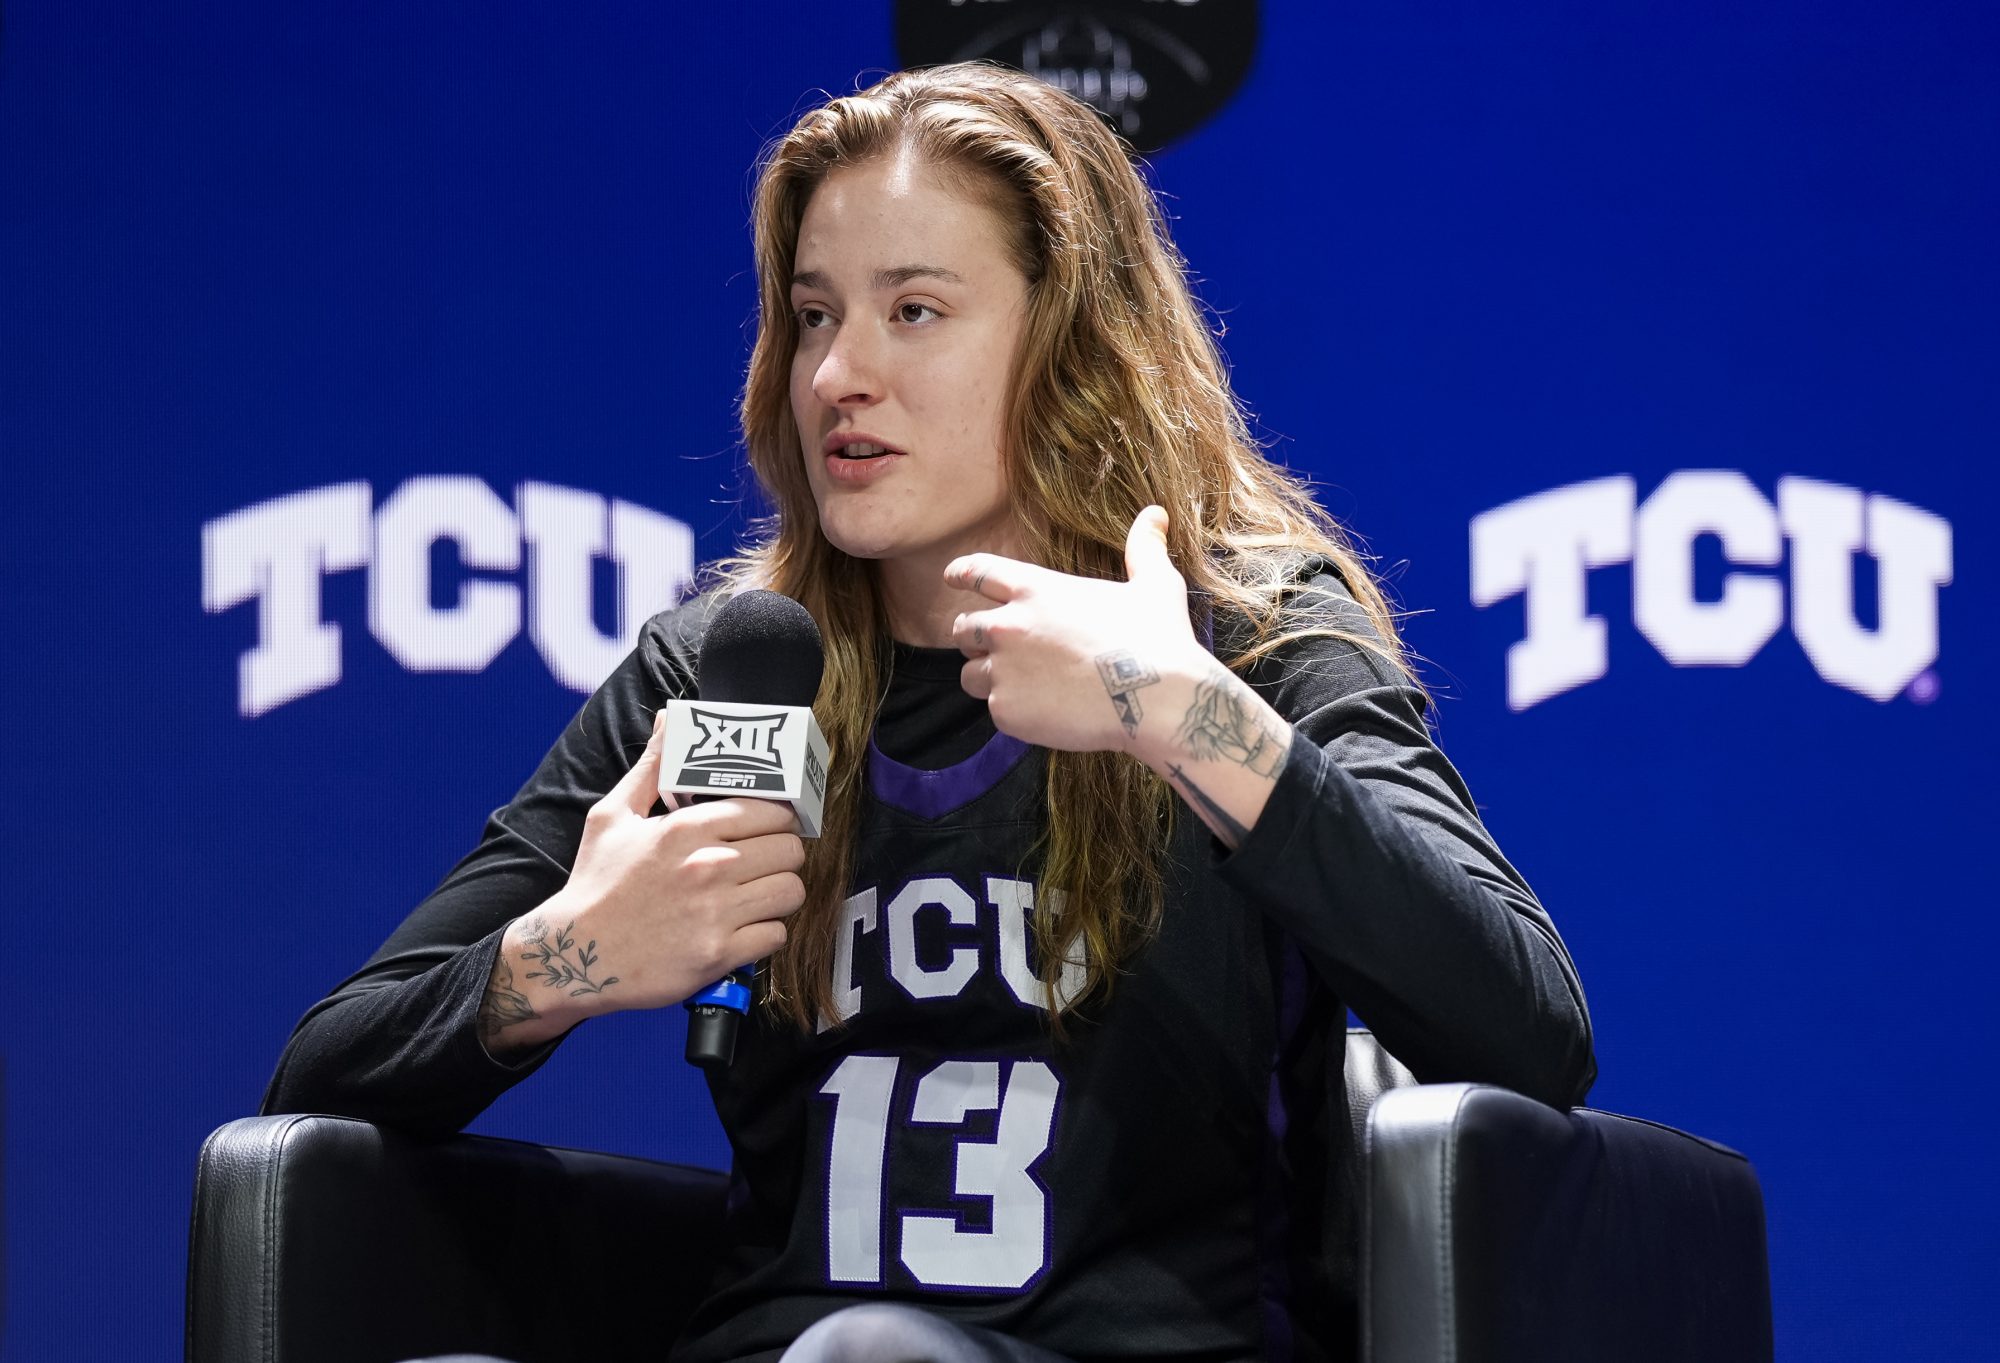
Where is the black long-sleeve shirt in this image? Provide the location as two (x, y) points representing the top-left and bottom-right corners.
(265, 571), (1593, 1362)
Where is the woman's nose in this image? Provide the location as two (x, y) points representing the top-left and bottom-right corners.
(812, 325), (884, 407)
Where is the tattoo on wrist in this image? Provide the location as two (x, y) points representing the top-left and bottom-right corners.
(520, 915), (620, 998)
(1166, 763), (1251, 847)
(1175, 669), (1289, 778)
(477, 952), (538, 1044)
(1094, 650), (1162, 738)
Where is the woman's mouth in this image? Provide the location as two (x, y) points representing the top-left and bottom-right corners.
(822, 437), (906, 484)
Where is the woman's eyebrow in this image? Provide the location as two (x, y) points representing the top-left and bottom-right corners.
(874, 264), (965, 288)
(791, 264), (967, 292)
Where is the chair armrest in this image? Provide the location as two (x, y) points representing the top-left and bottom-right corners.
(1362, 1085), (1772, 1363)
(187, 1114), (729, 1363)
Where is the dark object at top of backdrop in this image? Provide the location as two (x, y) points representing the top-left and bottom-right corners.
(896, 1), (1259, 153)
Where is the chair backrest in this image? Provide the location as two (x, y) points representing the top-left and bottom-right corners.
(187, 1114), (728, 1363)
(1343, 1027), (1419, 1151)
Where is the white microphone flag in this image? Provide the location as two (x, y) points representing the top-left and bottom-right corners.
(657, 698), (829, 838)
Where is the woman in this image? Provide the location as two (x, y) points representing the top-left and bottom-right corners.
(265, 63), (1594, 1363)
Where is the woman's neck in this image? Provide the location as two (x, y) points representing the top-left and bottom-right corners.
(878, 552), (985, 648)
(875, 530), (1028, 648)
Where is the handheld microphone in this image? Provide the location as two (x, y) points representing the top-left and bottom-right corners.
(658, 590), (828, 1070)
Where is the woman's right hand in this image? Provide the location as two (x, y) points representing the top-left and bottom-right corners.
(476, 708), (808, 1055)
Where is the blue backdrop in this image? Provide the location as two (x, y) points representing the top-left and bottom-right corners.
(3, 2), (1993, 1358)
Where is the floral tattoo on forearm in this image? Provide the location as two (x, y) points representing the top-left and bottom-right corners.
(519, 914), (620, 998)
(1176, 669), (1289, 779)
(1094, 650), (1162, 738)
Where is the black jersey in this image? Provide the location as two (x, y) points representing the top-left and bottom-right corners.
(263, 572), (1594, 1363)
(681, 643), (1305, 1361)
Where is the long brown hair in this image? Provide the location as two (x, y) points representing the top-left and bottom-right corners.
(716, 62), (1416, 1031)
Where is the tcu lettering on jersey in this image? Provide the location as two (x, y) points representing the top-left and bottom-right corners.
(1470, 472), (1952, 709)
(817, 874), (1087, 1032)
(201, 478), (694, 716)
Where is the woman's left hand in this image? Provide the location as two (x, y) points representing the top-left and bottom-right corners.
(945, 506), (1209, 757)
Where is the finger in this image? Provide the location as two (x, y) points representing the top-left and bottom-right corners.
(728, 918), (789, 966)
(951, 607), (1004, 656)
(960, 655), (994, 701)
(611, 707), (672, 816)
(693, 796), (804, 841)
(726, 830), (808, 883)
(740, 868), (808, 920)
(1123, 505), (1176, 585)
(943, 552), (1039, 603)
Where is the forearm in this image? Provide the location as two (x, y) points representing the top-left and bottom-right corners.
(1102, 645), (1591, 1108)
(1101, 650), (1291, 851)
(1216, 692), (1596, 1109)
(979, 540), (1591, 1106)
(477, 894), (620, 1058)
(264, 608), (700, 1130)
(263, 923), (567, 1135)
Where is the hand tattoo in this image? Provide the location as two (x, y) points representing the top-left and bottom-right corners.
(477, 952), (539, 1045)
(1176, 670), (1288, 778)
(1094, 650), (1162, 738)
(520, 915), (620, 998)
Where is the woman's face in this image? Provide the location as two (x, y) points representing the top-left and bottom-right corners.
(789, 150), (1032, 577)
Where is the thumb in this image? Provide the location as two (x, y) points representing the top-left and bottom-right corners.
(1124, 505), (1175, 584)
(611, 707), (671, 815)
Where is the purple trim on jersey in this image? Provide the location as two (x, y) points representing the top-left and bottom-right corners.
(1258, 939), (1310, 1363)
(867, 730), (1032, 819)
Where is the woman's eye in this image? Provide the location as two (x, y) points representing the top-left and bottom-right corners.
(796, 306), (832, 329)
(897, 302), (940, 324)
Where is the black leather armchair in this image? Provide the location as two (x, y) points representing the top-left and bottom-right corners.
(187, 1033), (1772, 1363)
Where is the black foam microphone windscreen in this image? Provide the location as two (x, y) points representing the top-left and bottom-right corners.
(697, 589), (825, 707)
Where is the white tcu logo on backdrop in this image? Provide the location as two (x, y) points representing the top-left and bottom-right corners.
(1471, 472), (1953, 710)
(201, 478), (695, 716)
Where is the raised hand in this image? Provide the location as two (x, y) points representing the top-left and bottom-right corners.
(946, 506), (1295, 850)
(945, 506), (1208, 755)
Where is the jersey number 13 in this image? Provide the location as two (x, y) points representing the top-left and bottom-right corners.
(818, 1053), (1059, 1292)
